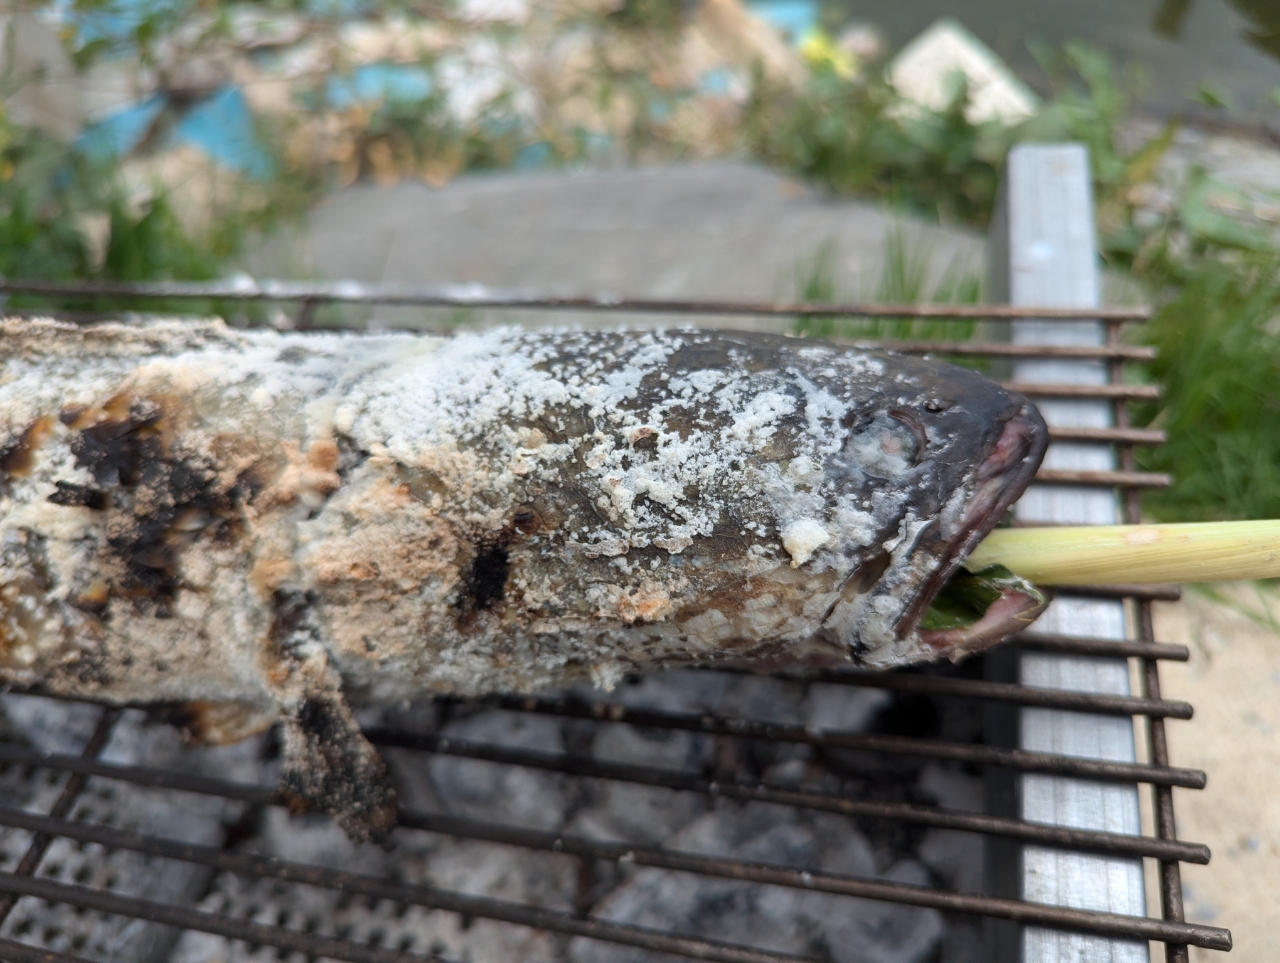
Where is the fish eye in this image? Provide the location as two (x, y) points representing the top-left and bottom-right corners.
(845, 411), (922, 477)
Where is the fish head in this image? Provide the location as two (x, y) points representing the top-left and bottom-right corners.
(795, 341), (1051, 665)
(476, 329), (1049, 671)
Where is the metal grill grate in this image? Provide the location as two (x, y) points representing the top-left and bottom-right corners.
(0, 282), (1234, 963)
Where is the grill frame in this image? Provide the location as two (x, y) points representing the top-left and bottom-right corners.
(0, 279), (1232, 963)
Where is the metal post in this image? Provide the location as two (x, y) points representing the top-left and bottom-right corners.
(988, 143), (1148, 963)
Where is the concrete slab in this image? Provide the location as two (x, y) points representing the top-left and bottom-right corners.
(299, 162), (986, 331)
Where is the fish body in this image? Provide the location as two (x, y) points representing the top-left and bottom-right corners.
(0, 319), (1046, 836)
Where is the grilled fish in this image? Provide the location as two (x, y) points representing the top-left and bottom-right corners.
(0, 319), (1047, 837)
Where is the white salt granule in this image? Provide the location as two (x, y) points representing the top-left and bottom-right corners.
(727, 390), (795, 444)
(781, 519), (831, 568)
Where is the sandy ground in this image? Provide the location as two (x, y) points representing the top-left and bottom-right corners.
(1153, 584), (1280, 962)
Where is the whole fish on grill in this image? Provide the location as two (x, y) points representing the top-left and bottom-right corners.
(0, 319), (1048, 838)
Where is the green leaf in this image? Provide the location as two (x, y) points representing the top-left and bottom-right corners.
(1177, 171), (1273, 251)
(1197, 85), (1233, 109)
(919, 565), (1044, 631)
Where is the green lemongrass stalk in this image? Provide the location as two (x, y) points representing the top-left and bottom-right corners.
(966, 521), (1280, 585)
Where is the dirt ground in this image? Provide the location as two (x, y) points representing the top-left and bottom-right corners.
(1153, 584), (1280, 962)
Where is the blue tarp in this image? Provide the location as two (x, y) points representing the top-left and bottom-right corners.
(745, 0), (818, 44)
(77, 95), (167, 160)
(170, 87), (274, 179)
(63, 0), (372, 44)
(62, 0), (197, 45)
(325, 64), (433, 109)
(698, 66), (737, 95)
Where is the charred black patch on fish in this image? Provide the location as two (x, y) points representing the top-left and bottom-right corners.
(47, 481), (107, 510)
(71, 396), (165, 488)
(456, 508), (546, 624)
(109, 458), (239, 614)
(279, 686), (398, 843)
(63, 395), (260, 615)
(465, 545), (510, 612)
(270, 589), (321, 653)
(331, 432), (369, 483)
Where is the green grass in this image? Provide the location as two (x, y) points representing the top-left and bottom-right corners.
(1135, 253), (1280, 521)
(746, 69), (1011, 226)
(792, 224), (985, 363)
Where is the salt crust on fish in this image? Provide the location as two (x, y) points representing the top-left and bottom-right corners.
(0, 319), (1046, 836)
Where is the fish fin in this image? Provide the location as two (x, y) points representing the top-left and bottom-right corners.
(266, 589), (398, 843)
(278, 674), (398, 845)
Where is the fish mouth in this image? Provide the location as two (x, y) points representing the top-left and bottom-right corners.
(903, 400), (1050, 657)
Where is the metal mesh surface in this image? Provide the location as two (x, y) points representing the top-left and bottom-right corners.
(0, 283), (1232, 963)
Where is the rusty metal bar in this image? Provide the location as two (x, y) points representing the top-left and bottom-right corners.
(393, 805), (1210, 876)
(0, 937), (93, 963)
(1046, 426), (1166, 445)
(851, 341), (1158, 361)
(776, 671), (1193, 718)
(395, 805), (1210, 870)
(1008, 632), (1189, 662)
(0, 743), (276, 805)
(0, 809), (1230, 951)
(0, 702), (1208, 793)
(1141, 602), (1193, 963)
(368, 726), (1206, 790)
(1001, 382), (1162, 400)
(0, 278), (1152, 320)
(1032, 468), (1171, 488)
(463, 686), (1198, 748)
(0, 739), (1205, 864)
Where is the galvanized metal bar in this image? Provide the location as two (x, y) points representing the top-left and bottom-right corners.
(995, 141), (1149, 963)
